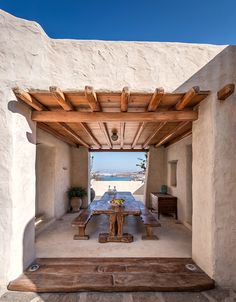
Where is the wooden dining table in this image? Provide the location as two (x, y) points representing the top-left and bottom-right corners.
(91, 192), (141, 243)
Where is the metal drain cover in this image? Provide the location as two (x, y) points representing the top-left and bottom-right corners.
(28, 264), (40, 272)
(185, 263), (197, 271)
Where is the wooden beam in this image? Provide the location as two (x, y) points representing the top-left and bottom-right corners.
(143, 122), (167, 149)
(99, 122), (112, 149)
(37, 123), (77, 147)
(131, 122), (145, 149)
(49, 86), (73, 111)
(120, 122), (125, 149)
(164, 129), (192, 147)
(90, 149), (148, 152)
(120, 87), (130, 112)
(217, 84), (235, 101)
(155, 122), (190, 147)
(13, 88), (46, 111)
(59, 122), (90, 148)
(32, 111), (198, 123)
(175, 86), (200, 110)
(85, 86), (101, 111)
(147, 88), (164, 111)
(80, 122), (101, 149)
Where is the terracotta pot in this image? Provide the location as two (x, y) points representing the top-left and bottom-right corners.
(70, 197), (82, 212)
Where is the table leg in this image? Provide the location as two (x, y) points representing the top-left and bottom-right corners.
(109, 213), (117, 237)
(117, 214), (124, 237)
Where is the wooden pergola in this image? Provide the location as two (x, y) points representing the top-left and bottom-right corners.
(13, 86), (210, 150)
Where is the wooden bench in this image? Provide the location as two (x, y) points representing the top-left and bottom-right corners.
(137, 201), (161, 240)
(71, 209), (93, 240)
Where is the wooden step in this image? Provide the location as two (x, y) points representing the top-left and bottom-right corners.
(8, 257), (214, 293)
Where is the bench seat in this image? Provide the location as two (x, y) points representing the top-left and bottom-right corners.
(72, 209), (92, 240)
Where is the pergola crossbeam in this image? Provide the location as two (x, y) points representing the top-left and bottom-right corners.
(120, 87), (130, 112)
(99, 122), (112, 149)
(147, 88), (164, 111)
(32, 111), (198, 123)
(80, 123), (101, 148)
(13, 88), (46, 111)
(217, 84), (235, 100)
(175, 86), (200, 110)
(120, 122), (125, 149)
(49, 86), (74, 111)
(85, 86), (101, 111)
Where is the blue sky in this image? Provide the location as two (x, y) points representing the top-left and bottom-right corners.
(0, 0), (236, 44)
(91, 152), (146, 173)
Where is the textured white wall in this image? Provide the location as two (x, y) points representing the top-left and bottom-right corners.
(37, 129), (71, 218)
(165, 136), (192, 224)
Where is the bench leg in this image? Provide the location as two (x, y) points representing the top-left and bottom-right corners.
(142, 226), (159, 240)
(74, 226), (89, 240)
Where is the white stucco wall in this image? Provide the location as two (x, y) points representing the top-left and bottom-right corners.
(0, 9), (235, 287)
(71, 147), (90, 208)
(144, 146), (165, 208)
(37, 129), (71, 218)
(165, 136), (192, 224)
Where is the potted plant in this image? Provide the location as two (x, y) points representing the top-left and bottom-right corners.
(67, 187), (87, 212)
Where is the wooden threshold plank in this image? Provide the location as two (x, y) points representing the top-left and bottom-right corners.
(8, 258), (214, 293)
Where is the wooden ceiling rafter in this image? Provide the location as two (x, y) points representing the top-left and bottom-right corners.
(164, 129), (192, 147)
(175, 86), (200, 110)
(59, 122), (90, 148)
(131, 122), (146, 149)
(37, 123), (77, 147)
(120, 87), (130, 112)
(99, 122), (112, 149)
(155, 121), (190, 147)
(143, 122), (167, 149)
(120, 122), (125, 149)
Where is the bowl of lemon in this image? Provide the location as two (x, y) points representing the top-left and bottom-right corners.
(109, 198), (125, 207)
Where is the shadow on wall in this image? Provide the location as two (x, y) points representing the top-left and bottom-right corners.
(8, 99), (36, 144)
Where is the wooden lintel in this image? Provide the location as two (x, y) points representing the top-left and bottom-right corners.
(49, 86), (74, 111)
(131, 122), (145, 149)
(59, 122), (90, 148)
(37, 123), (77, 147)
(147, 88), (164, 111)
(13, 88), (46, 111)
(120, 122), (125, 149)
(80, 122), (101, 148)
(32, 111), (198, 123)
(143, 122), (167, 149)
(175, 86), (200, 110)
(99, 122), (112, 149)
(121, 87), (130, 112)
(164, 129), (192, 147)
(217, 84), (235, 101)
(155, 122), (190, 147)
(90, 149), (147, 152)
(85, 86), (101, 112)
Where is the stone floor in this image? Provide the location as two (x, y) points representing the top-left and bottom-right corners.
(36, 212), (191, 258)
(0, 288), (236, 302)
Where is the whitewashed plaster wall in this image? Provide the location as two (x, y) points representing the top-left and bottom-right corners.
(71, 147), (90, 208)
(37, 129), (71, 218)
(176, 46), (236, 287)
(144, 146), (165, 208)
(165, 136), (192, 224)
(0, 8), (231, 286)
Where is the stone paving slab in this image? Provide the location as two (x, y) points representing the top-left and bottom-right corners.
(0, 288), (236, 302)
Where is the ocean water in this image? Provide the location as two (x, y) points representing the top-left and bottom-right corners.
(99, 176), (132, 181)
